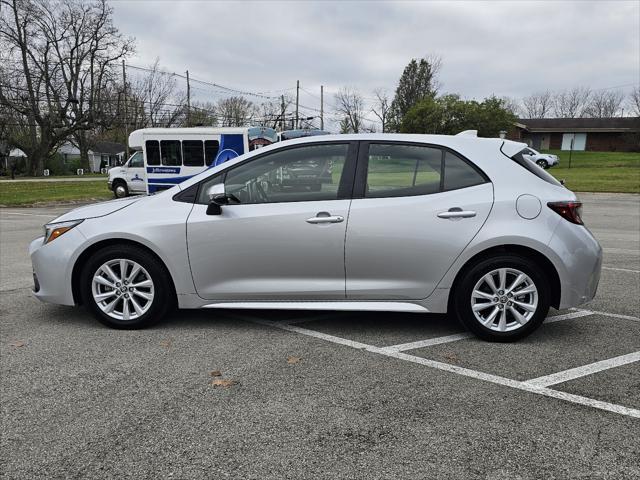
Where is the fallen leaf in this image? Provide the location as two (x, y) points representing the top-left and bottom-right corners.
(210, 379), (237, 388)
(287, 356), (302, 364)
(159, 339), (172, 349)
(210, 370), (222, 377)
(9, 340), (26, 347)
(443, 353), (458, 362)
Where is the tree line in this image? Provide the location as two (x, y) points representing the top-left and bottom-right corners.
(1, 0), (638, 176)
(333, 57), (640, 135)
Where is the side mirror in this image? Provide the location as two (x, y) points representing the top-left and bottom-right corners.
(206, 183), (226, 216)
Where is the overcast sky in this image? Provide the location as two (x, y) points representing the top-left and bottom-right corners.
(112, 0), (640, 127)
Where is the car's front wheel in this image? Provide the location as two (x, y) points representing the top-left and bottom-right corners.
(536, 159), (549, 169)
(453, 255), (550, 342)
(80, 244), (174, 329)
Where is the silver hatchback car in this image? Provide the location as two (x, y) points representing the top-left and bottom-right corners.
(30, 134), (602, 341)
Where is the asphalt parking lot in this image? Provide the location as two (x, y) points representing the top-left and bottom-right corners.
(1, 192), (639, 479)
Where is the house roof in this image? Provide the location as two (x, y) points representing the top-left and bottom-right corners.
(90, 141), (126, 155)
(516, 117), (640, 133)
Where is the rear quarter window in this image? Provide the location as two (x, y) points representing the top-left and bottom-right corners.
(508, 148), (562, 186)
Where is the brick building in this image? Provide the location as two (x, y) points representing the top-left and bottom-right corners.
(508, 117), (639, 152)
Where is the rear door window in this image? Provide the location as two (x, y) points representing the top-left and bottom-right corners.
(365, 144), (442, 198)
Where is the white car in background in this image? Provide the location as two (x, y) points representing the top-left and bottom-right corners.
(521, 147), (559, 169)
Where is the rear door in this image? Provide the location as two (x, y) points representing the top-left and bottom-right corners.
(345, 141), (494, 300)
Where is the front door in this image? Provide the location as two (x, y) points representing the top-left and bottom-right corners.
(125, 151), (146, 193)
(345, 142), (494, 300)
(186, 142), (357, 300)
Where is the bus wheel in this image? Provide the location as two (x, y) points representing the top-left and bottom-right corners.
(113, 181), (128, 198)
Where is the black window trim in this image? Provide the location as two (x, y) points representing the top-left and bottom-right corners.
(174, 140), (360, 205)
(353, 140), (491, 199)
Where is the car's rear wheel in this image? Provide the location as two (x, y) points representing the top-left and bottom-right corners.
(453, 255), (550, 342)
(112, 180), (128, 198)
(536, 159), (549, 169)
(80, 245), (173, 329)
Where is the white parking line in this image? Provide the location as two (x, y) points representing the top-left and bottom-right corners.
(545, 310), (594, 323)
(244, 316), (640, 419)
(604, 247), (640, 255)
(0, 212), (53, 218)
(570, 307), (640, 322)
(602, 266), (640, 273)
(382, 333), (472, 352)
(381, 310), (594, 352)
(526, 351), (640, 388)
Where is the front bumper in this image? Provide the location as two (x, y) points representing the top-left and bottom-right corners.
(29, 227), (86, 306)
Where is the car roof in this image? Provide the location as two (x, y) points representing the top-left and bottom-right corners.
(278, 133), (526, 157)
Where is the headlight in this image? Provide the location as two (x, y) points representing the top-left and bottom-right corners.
(43, 219), (84, 244)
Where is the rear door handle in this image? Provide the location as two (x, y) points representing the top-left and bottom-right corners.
(306, 212), (344, 224)
(437, 208), (477, 219)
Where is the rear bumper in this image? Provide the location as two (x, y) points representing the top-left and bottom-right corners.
(549, 223), (602, 309)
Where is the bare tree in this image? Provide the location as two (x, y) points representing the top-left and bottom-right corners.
(552, 87), (591, 118)
(521, 91), (553, 118)
(253, 95), (294, 129)
(584, 89), (625, 118)
(189, 101), (217, 127)
(131, 59), (186, 128)
(371, 88), (391, 133)
(217, 96), (254, 127)
(499, 96), (521, 117)
(627, 86), (640, 117)
(0, 0), (133, 174)
(335, 87), (365, 133)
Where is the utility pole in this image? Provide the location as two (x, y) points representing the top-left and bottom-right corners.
(148, 80), (153, 127)
(281, 95), (286, 132)
(295, 80), (299, 130)
(122, 60), (128, 155)
(186, 70), (191, 127)
(320, 85), (324, 131)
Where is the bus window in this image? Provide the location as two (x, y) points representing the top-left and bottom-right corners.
(146, 140), (160, 165)
(183, 140), (204, 167)
(204, 140), (220, 166)
(161, 140), (182, 166)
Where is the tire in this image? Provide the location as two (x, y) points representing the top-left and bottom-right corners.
(453, 254), (550, 342)
(536, 159), (549, 169)
(80, 244), (174, 329)
(112, 180), (128, 198)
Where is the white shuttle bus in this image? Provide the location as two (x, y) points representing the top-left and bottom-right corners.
(108, 126), (278, 197)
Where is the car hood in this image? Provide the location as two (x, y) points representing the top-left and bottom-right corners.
(49, 196), (143, 224)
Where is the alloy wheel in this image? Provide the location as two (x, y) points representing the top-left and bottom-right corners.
(91, 259), (154, 321)
(470, 267), (538, 332)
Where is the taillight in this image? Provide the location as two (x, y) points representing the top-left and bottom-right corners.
(547, 201), (583, 225)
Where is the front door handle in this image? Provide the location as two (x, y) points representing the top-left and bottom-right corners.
(306, 212), (344, 224)
(437, 208), (477, 219)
